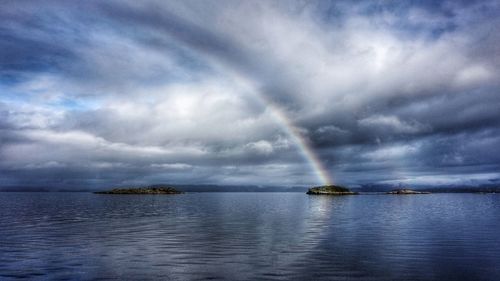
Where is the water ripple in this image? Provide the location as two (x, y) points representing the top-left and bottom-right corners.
(0, 192), (499, 280)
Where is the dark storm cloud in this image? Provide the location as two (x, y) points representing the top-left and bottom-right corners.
(0, 1), (97, 74)
(1, 0), (500, 189)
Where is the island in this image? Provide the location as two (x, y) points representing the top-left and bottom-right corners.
(94, 186), (183, 194)
(306, 185), (358, 195)
(386, 189), (430, 195)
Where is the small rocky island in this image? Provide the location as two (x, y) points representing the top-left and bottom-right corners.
(386, 189), (430, 195)
(306, 185), (358, 195)
(94, 186), (183, 194)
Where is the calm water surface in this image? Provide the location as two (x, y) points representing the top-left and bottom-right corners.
(0, 192), (499, 280)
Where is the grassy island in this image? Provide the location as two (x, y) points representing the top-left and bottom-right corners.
(94, 186), (183, 194)
(306, 185), (358, 195)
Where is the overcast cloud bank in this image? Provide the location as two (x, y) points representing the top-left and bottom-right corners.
(1, 0), (500, 189)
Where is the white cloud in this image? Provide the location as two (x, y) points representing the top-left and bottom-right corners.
(150, 163), (192, 170)
(358, 115), (428, 134)
(454, 64), (494, 88)
(363, 143), (420, 161)
(245, 140), (274, 155)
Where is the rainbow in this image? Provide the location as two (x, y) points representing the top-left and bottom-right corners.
(237, 78), (333, 186)
(266, 103), (333, 186)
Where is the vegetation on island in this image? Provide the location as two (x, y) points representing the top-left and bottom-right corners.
(306, 185), (358, 195)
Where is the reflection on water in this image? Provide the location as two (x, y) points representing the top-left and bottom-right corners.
(0, 192), (499, 280)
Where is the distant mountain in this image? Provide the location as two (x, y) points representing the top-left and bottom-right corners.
(155, 184), (309, 193)
(419, 187), (500, 193)
(0, 184), (310, 193)
(355, 184), (500, 193)
(2, 183), (499, 193)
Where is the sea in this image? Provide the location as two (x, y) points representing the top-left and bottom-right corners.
(1, 192), (499, 280)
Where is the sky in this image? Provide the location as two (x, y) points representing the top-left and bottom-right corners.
(1, 0), (500, 190)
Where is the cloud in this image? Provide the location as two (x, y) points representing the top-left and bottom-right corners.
(363, 144), (420, 161)
(245, 140), (274, 155)
(150, 163), (193, 170)
(358, 115), (429, 134)
(1, 0), (500, 189)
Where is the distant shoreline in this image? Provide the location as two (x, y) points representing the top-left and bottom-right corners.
(0, 190), (498, 194)
(1, 184), (500, 194)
